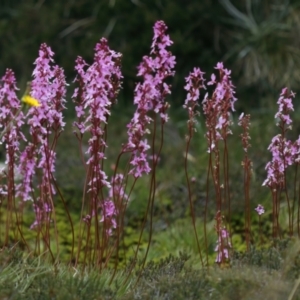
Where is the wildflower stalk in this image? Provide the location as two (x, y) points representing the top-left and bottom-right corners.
(238, 113), (252, 251)
(203, 62), (237, 262)
(263, 88), (295, 238)
(73, 38), (122, 269)
(183, 67), (206, 266)
(120, 20), (175, 285)
(141, 113), (168, 270)
(214, 210), (231, 266)
(15, 44), (67, 261)
(0, 69), (27, 248)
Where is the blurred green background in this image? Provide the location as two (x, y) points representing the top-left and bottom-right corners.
(1, 0), (300, 112)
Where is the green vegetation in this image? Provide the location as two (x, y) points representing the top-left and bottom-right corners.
(1, 108), (299, 298)
(2, 1), (300, 298)
(1, 239), (300, 299)
(1, 1), (300, 110)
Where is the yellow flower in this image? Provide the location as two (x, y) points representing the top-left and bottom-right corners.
(21, 95), (41, 107)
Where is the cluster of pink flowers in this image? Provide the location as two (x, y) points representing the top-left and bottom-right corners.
(238, 113), (251, 153)
(74, 21), (175, 237)
(203, 62), (237, 153)
(16, 144), (36, 201)
(183, 67), (206, 132)
(215, 227), (231, 263)
(109, 174), (129, 211)
(214, 211), (231, 264)
(73, 38), (123, 235)
(16, 43), (67, 229)
(263, 88), (296, 189)
(30, 202), (52, 229)
(99, 200), (116, 236)
(73, 38), (122, 138)
(0, 69), (25, 144)
(2, 19), (281, 265)
(124, 20), (176, 178)
(73, 38), (122, 187)
(99, 174), (129, 236)
(0, 70), (25, 201)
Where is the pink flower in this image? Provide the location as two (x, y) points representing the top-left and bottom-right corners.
(183, 67), (205, 106)
(100, 200), (117, 236)
(275, 87), (294, 124)
(255, 204), (265, 215)
(214, 227), (231, 263)
(202, 62), (236, 154)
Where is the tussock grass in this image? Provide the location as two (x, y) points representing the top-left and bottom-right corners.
(1, 239), (300, 299)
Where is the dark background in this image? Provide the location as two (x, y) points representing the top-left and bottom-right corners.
(1, 0), (300, 114)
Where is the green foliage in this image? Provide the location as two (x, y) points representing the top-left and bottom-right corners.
(0, 249), (129, 299)
(0, 0), (222, 109)
(1, 240), (300, 299)
(220, 0), (300, 100)
(2, 0), (300, 111)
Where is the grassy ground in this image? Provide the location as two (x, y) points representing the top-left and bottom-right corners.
(1, 239), (300, 299)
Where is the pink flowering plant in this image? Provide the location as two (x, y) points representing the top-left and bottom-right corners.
(214, 211), (232, 265)
(202, 63), (237, 221)
(17, 43), (67, 257)
(72, 38), (123, 267)
(238, 113), (252, 250)
(72, 21), (176, 270)
(118, 20), (176, 275)
(1, 19), (300, 280)
(183, 67), (206, 265)
(0, 69), (25, 246)
(263, 88), (296, 238)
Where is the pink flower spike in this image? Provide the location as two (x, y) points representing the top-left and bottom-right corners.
(124, 20), (175, 178)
